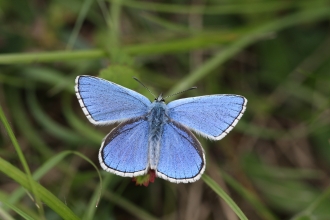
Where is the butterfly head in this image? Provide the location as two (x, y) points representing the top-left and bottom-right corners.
(133, 77), (196, 103)
(155, 93), (165, 102)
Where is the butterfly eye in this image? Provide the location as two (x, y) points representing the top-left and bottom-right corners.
(154, 98), (165, 102)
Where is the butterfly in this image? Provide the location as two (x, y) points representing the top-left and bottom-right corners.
(75, 75), (247, 183)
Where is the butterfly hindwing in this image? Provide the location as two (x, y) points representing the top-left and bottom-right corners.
(75, 75), (150, 125)
(168, 95), (247, 140)
(156, 120), (205, 183)
(99, 117), (149, 177)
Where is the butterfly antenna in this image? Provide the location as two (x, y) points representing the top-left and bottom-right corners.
(164, 86), (197, 99)
(133, 77), (156, 98)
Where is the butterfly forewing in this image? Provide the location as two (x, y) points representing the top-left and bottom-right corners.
(75, 75), (150, 125)
(99, 117), (149, 177)
(167, 95), (247, 140)
(156, 120), (205, 183)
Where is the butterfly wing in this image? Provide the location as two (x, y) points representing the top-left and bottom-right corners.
(99, 117), (149, 176)
(75, 75), (151, 125)
(156, 120), (205, 183)
(167, 95), (247, 140)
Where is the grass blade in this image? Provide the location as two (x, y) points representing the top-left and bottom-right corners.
(0, 157), (80, 220)
(0, 105), (44, 218)
(202, 174), (248, 220)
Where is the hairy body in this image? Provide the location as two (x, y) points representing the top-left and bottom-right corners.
(147, 98), (168, 170)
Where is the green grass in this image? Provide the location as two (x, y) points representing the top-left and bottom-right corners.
(0, 0), (330, 219)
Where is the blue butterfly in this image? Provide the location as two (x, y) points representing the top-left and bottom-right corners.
(75, 75), (247, 183)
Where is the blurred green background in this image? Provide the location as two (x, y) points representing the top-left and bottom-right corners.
(1, 0), (330, 219)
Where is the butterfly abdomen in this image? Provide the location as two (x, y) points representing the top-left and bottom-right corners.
(147, 101), (168, 170)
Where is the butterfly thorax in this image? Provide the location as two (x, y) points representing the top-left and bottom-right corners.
(147, 101), (168, 170)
